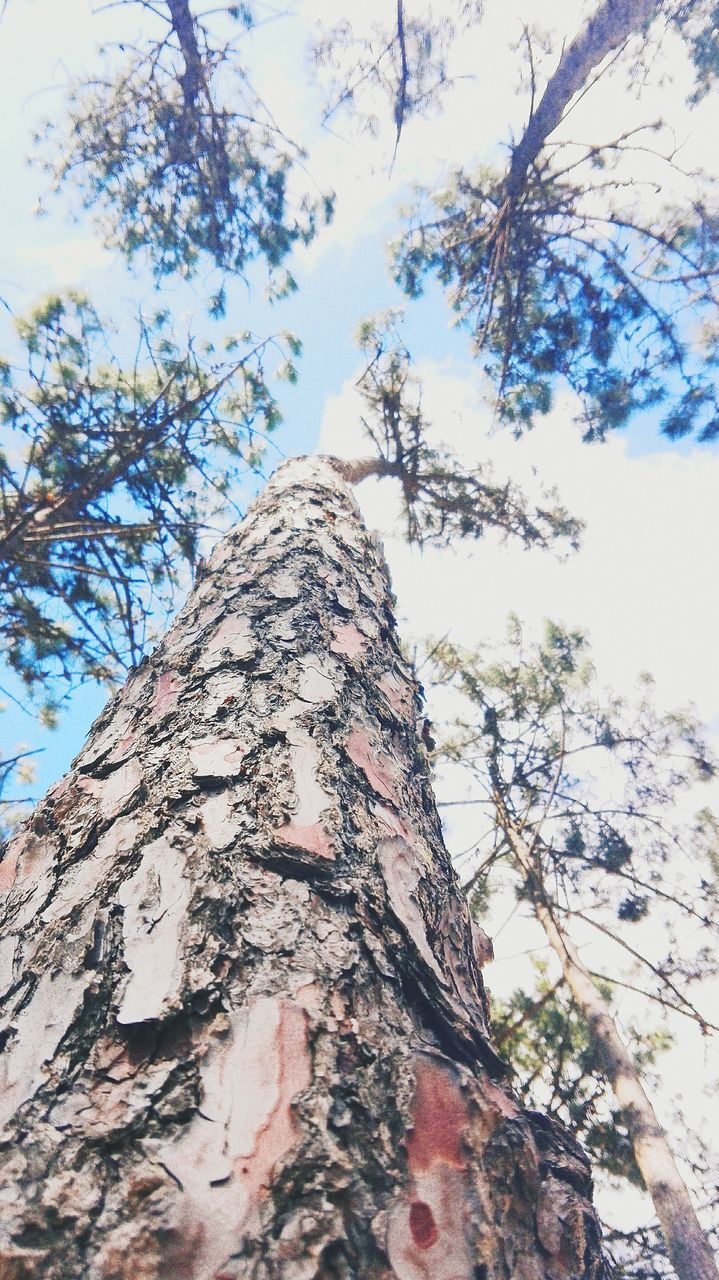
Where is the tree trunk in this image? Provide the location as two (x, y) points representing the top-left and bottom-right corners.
(0, 457), (606, 1280)
(503, 823), (719, 1280)
(506, 0), (659, 198)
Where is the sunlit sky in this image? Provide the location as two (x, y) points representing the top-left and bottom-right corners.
(1, 0), (718, 1237)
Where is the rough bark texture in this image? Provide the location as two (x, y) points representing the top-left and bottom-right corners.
(0, 457), (606, 1280)
(504, 825), (719, 1280)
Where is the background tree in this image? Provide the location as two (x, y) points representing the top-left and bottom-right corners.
(429, 619), (719, 1278)
(0, 1), (717, 1267)
(39, 0), (334, 301)
(493, 964), (719, 1278)
(343, 312), (581, 550)
(317, 0), (719, 441)
(0, 291), (296, 703)
(0, 1), (590, 809)
(3, 0), (715, 723)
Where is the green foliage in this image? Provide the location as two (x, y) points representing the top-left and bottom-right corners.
(493, 963), (654, 1187)
(441, 604), (719, 1267)
(314, 1), (719, 442)
(392, 152), (719, 440)
(354, 312), (582, 549)
(0, 290), (292, 697)
(494, 964), (718, 1279)
(432, 618), (719, 1024)
(467, 867), (495, 921)
(40, 0), (333, 286)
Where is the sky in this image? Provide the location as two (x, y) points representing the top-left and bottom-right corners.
(1, 0), (718, 1243)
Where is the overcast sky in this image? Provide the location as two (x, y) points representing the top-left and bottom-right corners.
(1, 0), (718, 1235)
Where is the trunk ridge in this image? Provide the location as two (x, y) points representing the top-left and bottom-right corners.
(0, 456), (606, 1279)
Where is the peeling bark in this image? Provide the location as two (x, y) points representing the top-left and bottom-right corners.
(0, 456), (606, 1279)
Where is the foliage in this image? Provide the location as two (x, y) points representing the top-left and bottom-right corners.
(492, 967), (719, 1278)
(392, 145), (719, 440)
(431, 619), (719, 1267)
(669, 1), (719, 104)
(492, 961), (668, 1187)
(433, 618), (719, 1026)
(353, 312), (582, 549)
(316, 1), (719, 441)
(39, 0), (333, 292)
(0, 290), (294, 699)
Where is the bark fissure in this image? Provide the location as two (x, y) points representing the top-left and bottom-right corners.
(0, 456), (606, 1279)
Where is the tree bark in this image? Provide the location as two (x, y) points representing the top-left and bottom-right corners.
(167, 0), (206, 106)
(503, 822), (719, 1280)
(0, 456), (606, 1280)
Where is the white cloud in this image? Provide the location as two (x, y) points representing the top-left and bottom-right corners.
(13, 235), (113, 288)
(321, 361), (719, 718)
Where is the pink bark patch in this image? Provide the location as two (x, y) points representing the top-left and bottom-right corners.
(199, 615), (254, 669)
(160, 998), (312, 1276)
(386, 1056), (474, 1280)
(330, 622), (367, 660)
(346, 728), (398, 803)
(407, 1056), (468, 1172)
(107, 733), (136, 764)
(189, 738), (246, 780)
(150, 672), (182, 722)
(237, 999), (311, 1205)
(274, 821), (336, 861)
(0, 831), (54, 898)
(0, 845), (19, 894)
(48, 773), (74, 803)
(51, 777), (86, 824)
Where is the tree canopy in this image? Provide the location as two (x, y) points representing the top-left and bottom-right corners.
(321, 0), (719, 439)
(0, 291), (294, 700)
(3, 0), (719, 714)
(40, 0), (333, 296)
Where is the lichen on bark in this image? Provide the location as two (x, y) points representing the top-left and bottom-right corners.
(0, 456), (607, 1279)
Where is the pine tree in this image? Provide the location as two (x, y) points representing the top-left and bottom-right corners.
(0, 458), (606, 1279)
